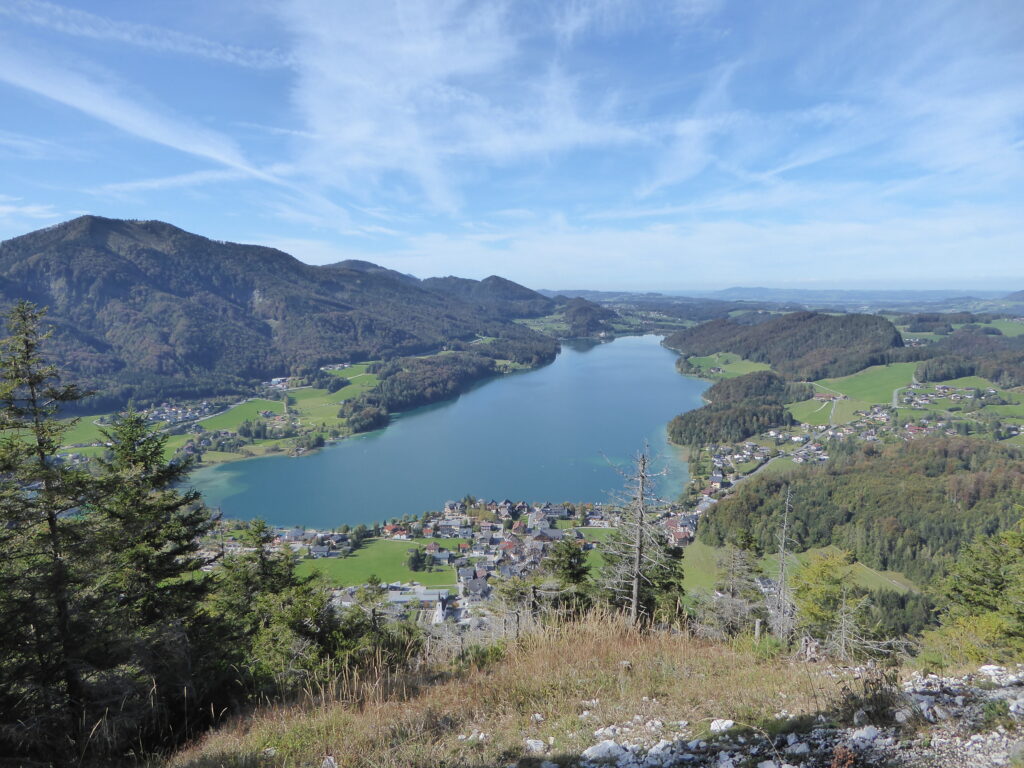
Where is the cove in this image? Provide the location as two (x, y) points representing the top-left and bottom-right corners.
(188, 335), (709, 529)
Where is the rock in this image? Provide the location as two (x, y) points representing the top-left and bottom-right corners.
(710, 719), (735, 734)
(581, 739), (627, 762)
(853, 708), (868, 725)
(539, 762), (559, 768)
(532, 713), (545, 723)
(786, 733), (799, 746)
(786, 742), (810, 755)
(850, 725), (880, 744)
(524, 739), (546, 755)
(757, 762), (779, 768)
(594, 726), (619, 739)
(894, 708), (914, 724)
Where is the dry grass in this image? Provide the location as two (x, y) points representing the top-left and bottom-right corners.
(163, 614), (847, 768)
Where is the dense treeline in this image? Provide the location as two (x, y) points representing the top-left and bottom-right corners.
(0, 216), (558, 407)
(699, 437), (1024, 584)
(0, 303), (420, 765)
(667, 371), (811, 446)
(668, 402), (795, 445)
(664, 311), (905, 380)
(916, 328), (1024, 387)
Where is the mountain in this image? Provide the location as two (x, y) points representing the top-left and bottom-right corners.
(0, 216), (556, 406)
(1003, 290), (1024, 302)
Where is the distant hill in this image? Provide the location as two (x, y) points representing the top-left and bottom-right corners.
(0, 216), (556, 406)
(664, 311), (904, 380)
(1003, 290), (1024, 302)
(422, 275), (554, 317)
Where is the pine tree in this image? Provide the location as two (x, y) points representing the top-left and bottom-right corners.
(546, 538), (588, 586)
(0, 301), (102, 759)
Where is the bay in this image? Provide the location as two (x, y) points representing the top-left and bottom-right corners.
(188, 334), (709, 528)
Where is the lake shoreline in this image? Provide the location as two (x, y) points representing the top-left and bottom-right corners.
(189, 336), (709, 528)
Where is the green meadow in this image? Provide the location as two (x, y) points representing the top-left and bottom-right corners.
(296, 537), (469, 587)
(681, 540), (916, 596)
(687, 352), (771, 378)
(816, 362), (917, 404)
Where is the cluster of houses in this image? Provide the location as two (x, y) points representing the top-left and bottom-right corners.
(701, 441), (776, 493)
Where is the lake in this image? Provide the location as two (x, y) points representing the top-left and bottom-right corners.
(189, 334), (709, 528)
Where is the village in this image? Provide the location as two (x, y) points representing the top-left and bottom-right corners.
(196, 495), (715, 630)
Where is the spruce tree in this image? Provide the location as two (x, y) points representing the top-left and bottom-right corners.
(0, 301), (101, 759)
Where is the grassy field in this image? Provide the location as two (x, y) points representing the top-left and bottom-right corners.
(991, 319), (1024, 337)
(168, 614), (848, 768)
(687, 352), (771, 378)
(816, 362), (917, 404)
(787, 398), (832, 426)
(681, 541), (917, 596)
(937, 375), (998, 389)
(200, 399), (283, 431)
(296, 537), (469, 587)
(60, 414), (110, 446)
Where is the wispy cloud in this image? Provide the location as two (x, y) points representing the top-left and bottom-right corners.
(275, 0), (649, 211)
(93, 169), (251, 195)
(0, 0), (290, 69)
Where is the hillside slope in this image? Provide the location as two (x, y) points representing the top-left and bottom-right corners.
(664, 311), (904, 380)
(0, 216), (555, 405)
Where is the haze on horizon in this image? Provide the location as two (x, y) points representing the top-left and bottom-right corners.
(0, 0), (1021, 291)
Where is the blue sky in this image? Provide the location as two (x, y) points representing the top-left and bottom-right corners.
(0, 0), (1021, 291)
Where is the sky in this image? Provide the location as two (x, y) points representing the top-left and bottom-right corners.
(0, 0), (1022, 291)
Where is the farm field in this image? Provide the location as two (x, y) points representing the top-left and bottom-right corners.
(686, 352), (771, 378)
(296, 537), (468, 588)
(816, 362), (917, 404)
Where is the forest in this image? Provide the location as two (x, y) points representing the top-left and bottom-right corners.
(664, 311), (906, 380)
(666, 371), (812, 446)
(698, 437), (1024, 584)
(916, 328), (1024, 387)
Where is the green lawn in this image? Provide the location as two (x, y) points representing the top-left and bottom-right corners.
(296, 537), (468, 587)
(687, 352), (771, 378)
(816, 363), (917, 404)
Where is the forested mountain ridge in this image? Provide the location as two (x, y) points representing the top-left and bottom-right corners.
(0, 216), (556, 406)
(665, 311), (905, 380)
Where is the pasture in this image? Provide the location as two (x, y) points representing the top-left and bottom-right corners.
(686, 352), (771, 378)
(816, 362), (917, 404)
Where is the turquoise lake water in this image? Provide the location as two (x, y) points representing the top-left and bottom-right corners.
(188, 335), (709, 528)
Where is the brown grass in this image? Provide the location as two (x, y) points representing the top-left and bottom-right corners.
(163, 614), (846, 768)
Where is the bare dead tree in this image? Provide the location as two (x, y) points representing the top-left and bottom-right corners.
(767, 486), (797, 639)
(600, 451), (672, 624)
